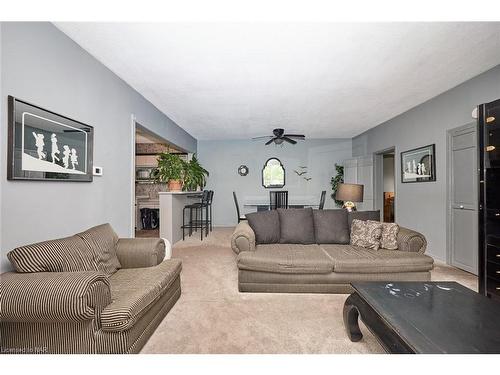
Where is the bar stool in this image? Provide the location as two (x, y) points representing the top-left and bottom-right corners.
(182, 190), (210, 240)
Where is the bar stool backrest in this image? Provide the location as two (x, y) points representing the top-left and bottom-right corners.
(201, 190), (210, 205)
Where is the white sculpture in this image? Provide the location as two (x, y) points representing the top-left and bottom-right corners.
(421, 163), (427, 175)
(32, 132), (46, 160)
(50, 134), (60, 164)
(62, 145), (71, 169)
(417, 163), (422, 175)
(70, 148), (78, 170)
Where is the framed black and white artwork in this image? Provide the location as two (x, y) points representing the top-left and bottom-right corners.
(400, 144), (436, 183)
(7, 96), (94, 182)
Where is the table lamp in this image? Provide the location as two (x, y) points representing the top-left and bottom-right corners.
(336, 183), (364, 212)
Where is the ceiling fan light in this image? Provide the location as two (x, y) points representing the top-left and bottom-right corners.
(274, 138), (284, 145)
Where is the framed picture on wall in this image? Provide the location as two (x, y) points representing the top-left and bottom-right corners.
(7, 96), (94, 181)
(400, 144), (436, 183)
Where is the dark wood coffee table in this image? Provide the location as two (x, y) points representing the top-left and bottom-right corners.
(343, 282), (500, 353)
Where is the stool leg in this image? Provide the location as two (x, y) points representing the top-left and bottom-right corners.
(182, 207), (185, 241)
(210, 204), (213, 232)
(200, 206), (204, 240)
(189, 207), (193, 236)
(205, 205), (209, 236)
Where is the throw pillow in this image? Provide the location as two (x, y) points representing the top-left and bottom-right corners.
(348, 210), (381, 228)
(350, 219), (383, 250)
(278, 208), (315, 244)
(77, 223), (121, 275)
(7, 235), (99, 273)
(246, 210), (280, 244)
(312, 209), (350, 244)
(379, 222), (400, 250)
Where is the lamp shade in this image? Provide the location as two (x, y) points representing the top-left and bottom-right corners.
(336, 183), (364, 202)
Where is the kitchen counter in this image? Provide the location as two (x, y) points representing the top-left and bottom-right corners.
(158, 191), (202, 244)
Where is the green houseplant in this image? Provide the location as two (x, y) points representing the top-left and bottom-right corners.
(151, 153), (186, 191)
(330, 163), (344, 207)
(183, 155), (209, 192)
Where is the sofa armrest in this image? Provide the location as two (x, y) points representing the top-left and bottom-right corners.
(0, 271), (111, 323)
(115, 238), (165, 268)
(231, 221), (256, 254)
(397, 226), (427, 254)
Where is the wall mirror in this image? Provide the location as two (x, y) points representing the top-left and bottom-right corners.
(262, 158), (285, 188)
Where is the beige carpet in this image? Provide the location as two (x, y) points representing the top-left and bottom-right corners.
(141, 227), (478, 354)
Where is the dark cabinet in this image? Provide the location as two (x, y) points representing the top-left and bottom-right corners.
(478, 98), (500, 299)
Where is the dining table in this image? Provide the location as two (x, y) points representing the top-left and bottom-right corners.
(243, 196), (320, 212)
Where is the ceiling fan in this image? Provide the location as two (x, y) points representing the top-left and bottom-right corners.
(252, 128), (305, 145)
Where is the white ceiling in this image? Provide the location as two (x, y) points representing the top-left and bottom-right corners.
(55, 22), (500, 140)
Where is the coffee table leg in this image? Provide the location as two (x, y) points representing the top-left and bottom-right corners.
(343, 293), (363, 342)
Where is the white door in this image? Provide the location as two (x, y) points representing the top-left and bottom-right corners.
(448, 123), (478, 274)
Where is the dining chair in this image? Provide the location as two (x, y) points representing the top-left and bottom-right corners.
(233, 192), (247, 223)
(270, 191), (288, 210)
(318, 190), (326, 210)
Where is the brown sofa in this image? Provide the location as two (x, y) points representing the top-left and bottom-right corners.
(0, 224), (181, 354)
(231, 209), (433, 294)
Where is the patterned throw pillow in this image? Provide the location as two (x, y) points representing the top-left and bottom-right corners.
(350, 219), (383, 250)
(378, 222), (400, 250)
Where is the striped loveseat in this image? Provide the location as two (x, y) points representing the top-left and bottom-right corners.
(0, 224), (182, 354)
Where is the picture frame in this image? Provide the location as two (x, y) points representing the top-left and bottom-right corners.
(400, 144), (436, 183)
(7, 96), (94, 182)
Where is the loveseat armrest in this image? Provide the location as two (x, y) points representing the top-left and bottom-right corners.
(115, 238), (165, 268)
(231, 221), (256, 254)
(397, 226), (427, 254)
(0, 271), (111, 323)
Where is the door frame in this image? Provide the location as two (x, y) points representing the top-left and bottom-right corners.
(130, 114), (137, 237)
(373, 147), (396, 221)
(446, 122), (477, 270)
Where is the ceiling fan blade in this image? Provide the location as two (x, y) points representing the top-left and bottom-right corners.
(283, 134), (305, 139)
(252, 136), (273, 140)
(265, 138), (275, 145)
(282, 137), (297, 144)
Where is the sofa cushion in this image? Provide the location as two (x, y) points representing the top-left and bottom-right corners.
(348, 210), (380, 228)
(7, 235), (99, 273)
(320, 244), (434, 273)
(380, 222), (400, 250)
(350, 219), (383, 250)
(312, 209), (349, 244)
(77, 223), (122, 275)
(278, 208), (315, 244)
(101, 259), (182, 332)
(237, 244), (334, 274)
(246, 210), (280, 244)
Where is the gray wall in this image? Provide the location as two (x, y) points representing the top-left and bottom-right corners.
(353, 64), (500, 261)
(0, 22), (197, 272)
(198, 139), (352, 226)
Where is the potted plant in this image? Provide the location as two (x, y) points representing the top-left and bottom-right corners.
(330, 163), (344, 207)
(151, 153), (186, 191)
(183, 155), (209, 191)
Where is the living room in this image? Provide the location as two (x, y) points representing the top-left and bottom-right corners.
(1, 0), (500, 372)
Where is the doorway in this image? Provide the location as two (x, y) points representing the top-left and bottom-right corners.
(374, 148), (396, 222)
(133, 122), (186, 238)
